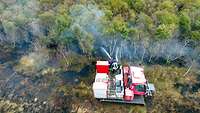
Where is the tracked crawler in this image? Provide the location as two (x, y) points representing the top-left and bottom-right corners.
(92, 48), (155, 105)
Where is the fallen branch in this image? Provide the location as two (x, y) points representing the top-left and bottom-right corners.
(183, 62), (194, 76)
(59, 49), (69, 68)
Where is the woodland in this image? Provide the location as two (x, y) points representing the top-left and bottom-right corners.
(0, 0), (200, 113)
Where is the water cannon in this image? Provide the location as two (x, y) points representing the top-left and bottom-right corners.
(101, 47), (120, 71)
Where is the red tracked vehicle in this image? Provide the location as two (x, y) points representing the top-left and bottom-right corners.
(92, 48), (155, 104)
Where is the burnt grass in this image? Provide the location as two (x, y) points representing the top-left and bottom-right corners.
(0, 46), (200, 113)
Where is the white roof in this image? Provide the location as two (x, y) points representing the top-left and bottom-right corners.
(95, 73), (108, 81)
(93, 73), (108, 98)
(96, 61), (109, 65)
(93, 82), (108, 98)
(93, 82), (108, 90)
(130, 66), (146, 83)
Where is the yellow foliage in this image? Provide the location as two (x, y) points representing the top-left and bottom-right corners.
(20, 56), (34, 67)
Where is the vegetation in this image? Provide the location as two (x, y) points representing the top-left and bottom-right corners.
(54, 65), (200, 113)
(145, 66), (200, 113)
(0, 99), (24, 113)
(0, 0), (200, 113)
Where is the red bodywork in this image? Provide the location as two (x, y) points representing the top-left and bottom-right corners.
(95, 61), (146, 101)
(123, 66), (145, 101)
(124, 88), (134, 101)
(123, 66), (130, 87)
(96, 61), (109, 74)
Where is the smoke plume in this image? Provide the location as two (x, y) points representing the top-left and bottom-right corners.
(67, 4), (200, 68)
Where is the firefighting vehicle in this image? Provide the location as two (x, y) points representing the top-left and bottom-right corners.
(92, 48), (155, 104)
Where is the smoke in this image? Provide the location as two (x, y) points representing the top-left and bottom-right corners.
(67, 4), (200, 68)
(69, 4), (104, 37)
(118, 39), (193, 64)
(16, 46), (49, 74)
(1, 1), (198, 67)
(0, 0), (40, 45)
(0, 0), (50, 75)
